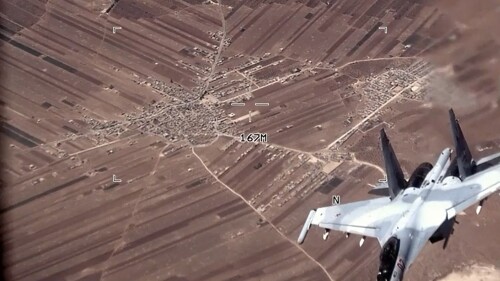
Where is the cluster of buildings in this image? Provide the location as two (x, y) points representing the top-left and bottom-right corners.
(120, 100), (233, 145)
(83, 115), (127, 145)
(252, 149), (326, 212)
(85, 69), (240, 145)
(149, 79), (199, 103)
(355, 69), (417, 117)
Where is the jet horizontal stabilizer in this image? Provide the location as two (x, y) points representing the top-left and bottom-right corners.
(372, 182), (389, 190)
(368, 182), (390, 197)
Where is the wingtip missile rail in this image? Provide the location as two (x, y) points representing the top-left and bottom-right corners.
(297, 209), (316, 244)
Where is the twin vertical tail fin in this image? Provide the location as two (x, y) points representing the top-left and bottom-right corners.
(380, 129), (407, 200)
(377, 109), (473, 199)
(448, 109), (475, 180)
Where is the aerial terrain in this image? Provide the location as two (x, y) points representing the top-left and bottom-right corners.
(1, 0), (500, 280)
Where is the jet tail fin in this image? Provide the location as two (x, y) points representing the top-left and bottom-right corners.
(449, 109), (475, 179)
(380, 129), (407, 200)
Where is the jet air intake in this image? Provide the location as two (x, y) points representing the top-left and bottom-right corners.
(406, 162), (433, 188)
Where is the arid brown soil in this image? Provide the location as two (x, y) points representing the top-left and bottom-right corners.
(1, 1), (500, 281)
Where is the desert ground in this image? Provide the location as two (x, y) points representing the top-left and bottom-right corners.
(1, 0), (500, 281)
(439, 264), (500, 281)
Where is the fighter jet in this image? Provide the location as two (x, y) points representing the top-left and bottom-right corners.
(297, 109), (500, 281)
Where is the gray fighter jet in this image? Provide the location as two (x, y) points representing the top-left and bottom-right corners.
(297, 109), (500, 281)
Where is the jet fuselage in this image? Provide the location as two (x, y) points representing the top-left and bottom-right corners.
(377, 148), (451, 281)
(378, 147), (500, 281)
(297, 109), (500, 281)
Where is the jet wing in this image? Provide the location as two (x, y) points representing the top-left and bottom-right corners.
(446, 183), (500, 218)
(298, 197), (410, 246)
(406, 173), (500, 267)
(435, 175), (500, 219)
